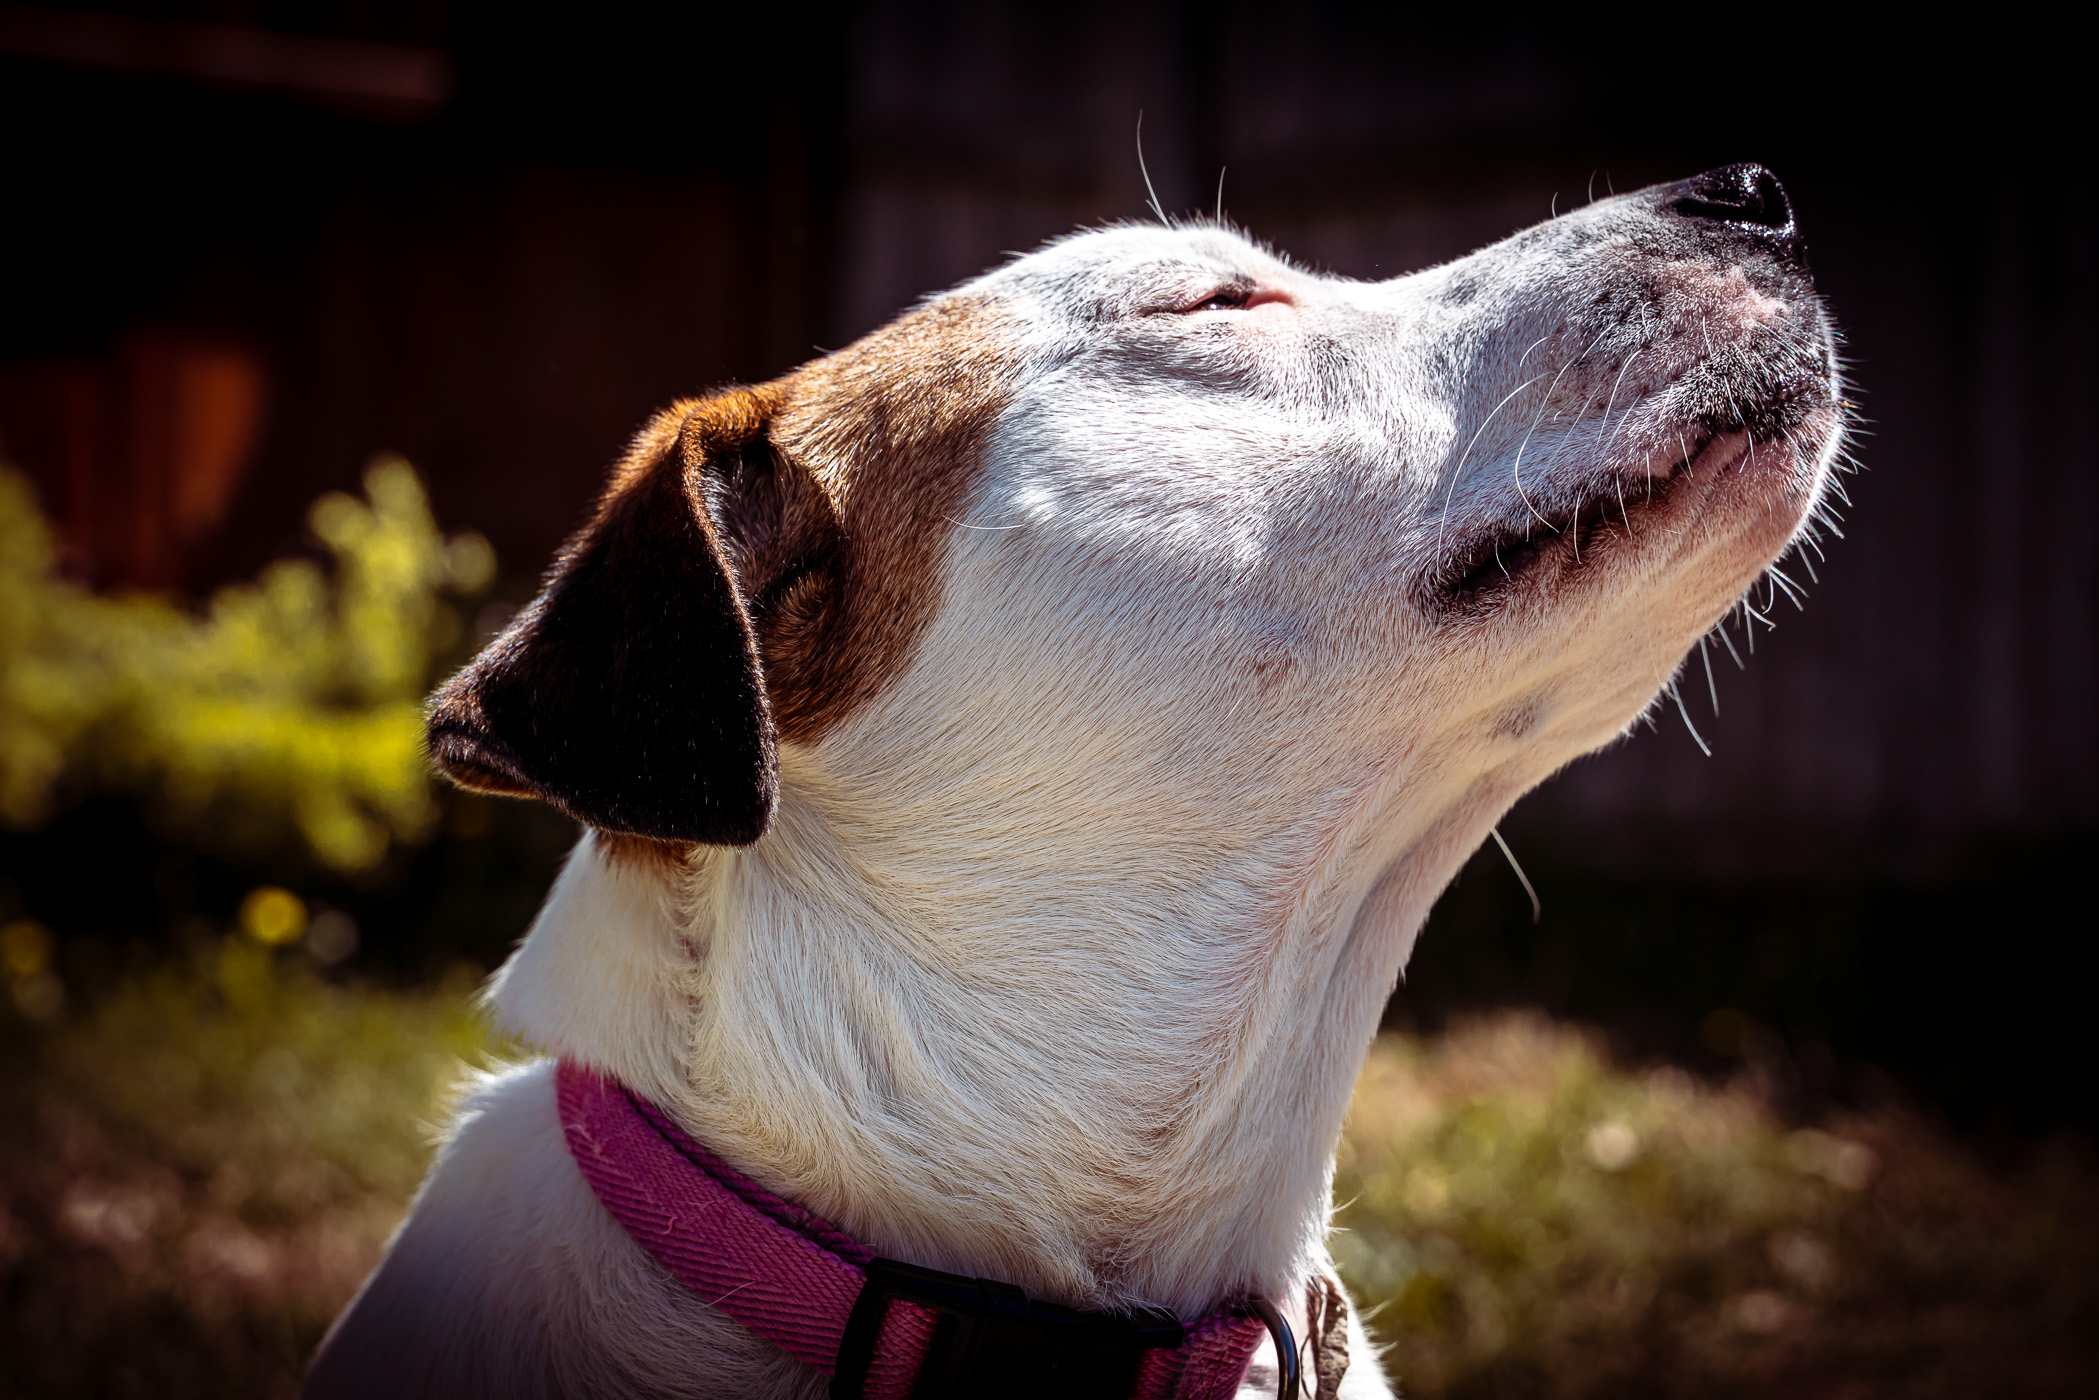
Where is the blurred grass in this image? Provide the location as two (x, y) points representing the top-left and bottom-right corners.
(3, 965), (2094, 1399)
(0, 946), (498, 1399)
(1336, 1017), (2099, 1398)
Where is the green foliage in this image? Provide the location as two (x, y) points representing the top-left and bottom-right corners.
(1334, 1015), (2099, 1398)
(0, 459), (494, 872)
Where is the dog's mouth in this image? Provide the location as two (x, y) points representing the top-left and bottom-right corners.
(1428, 363), (1831, 612)
(1437, 433), (1709, 603)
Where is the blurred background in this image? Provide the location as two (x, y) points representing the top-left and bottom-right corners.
(1, 3), (2092, 1397)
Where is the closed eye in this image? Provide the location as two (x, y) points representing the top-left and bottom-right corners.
(1186, 286), (1252, 313)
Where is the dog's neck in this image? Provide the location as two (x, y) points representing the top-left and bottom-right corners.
(487, 721), (1534, 1319)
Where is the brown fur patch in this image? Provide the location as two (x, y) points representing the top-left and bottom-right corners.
(622, 294), (1022, 748)
(759, 294), (1024, 741)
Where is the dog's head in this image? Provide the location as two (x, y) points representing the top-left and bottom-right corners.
(429, 165), (1841, 876)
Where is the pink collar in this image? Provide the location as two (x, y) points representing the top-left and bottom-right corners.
(556, 1061), (1284, 1399)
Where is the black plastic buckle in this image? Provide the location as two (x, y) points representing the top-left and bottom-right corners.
(831, 1257), (1186, 1400)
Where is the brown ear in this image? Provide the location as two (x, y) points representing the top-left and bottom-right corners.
(426, 389), (831, 846)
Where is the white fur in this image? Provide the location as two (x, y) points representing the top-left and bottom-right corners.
(309, 193), (1842, 1398)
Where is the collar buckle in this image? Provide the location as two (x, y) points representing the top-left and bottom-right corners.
(832, 1256), (1186, 1400)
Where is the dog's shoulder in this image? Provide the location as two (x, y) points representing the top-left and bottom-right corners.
(303, 1060), (824, 1400)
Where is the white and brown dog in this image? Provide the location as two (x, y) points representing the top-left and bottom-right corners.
(307, 164), (1844, 1398)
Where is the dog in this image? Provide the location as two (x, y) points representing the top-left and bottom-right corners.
(305, 163), (1843, 1399)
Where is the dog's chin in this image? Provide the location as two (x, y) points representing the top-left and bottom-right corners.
(1426, 395), (1836, 618)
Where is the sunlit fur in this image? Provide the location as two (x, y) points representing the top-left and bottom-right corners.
(309, 190), (1842, 1398)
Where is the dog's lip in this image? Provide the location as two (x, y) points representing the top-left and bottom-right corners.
(1426, 347), (1837, 611)
(427, 720), (540, 799)
(1429, 427), (1753, 607)
(439, 758), (538, 798)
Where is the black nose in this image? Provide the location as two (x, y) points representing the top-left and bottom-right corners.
(1664, 163), (1803, 262)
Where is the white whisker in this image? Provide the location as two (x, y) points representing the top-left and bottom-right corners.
(1135, 113), (1167, 224)
(1668, 678), (1712, 757)
(1490, 827), (1542, 923)
(1715, 618), (1745, 669)
(1510, 329), (1607, 532)
(1435, 373), (1547, 559)
(1599, 347), (1645, 459)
